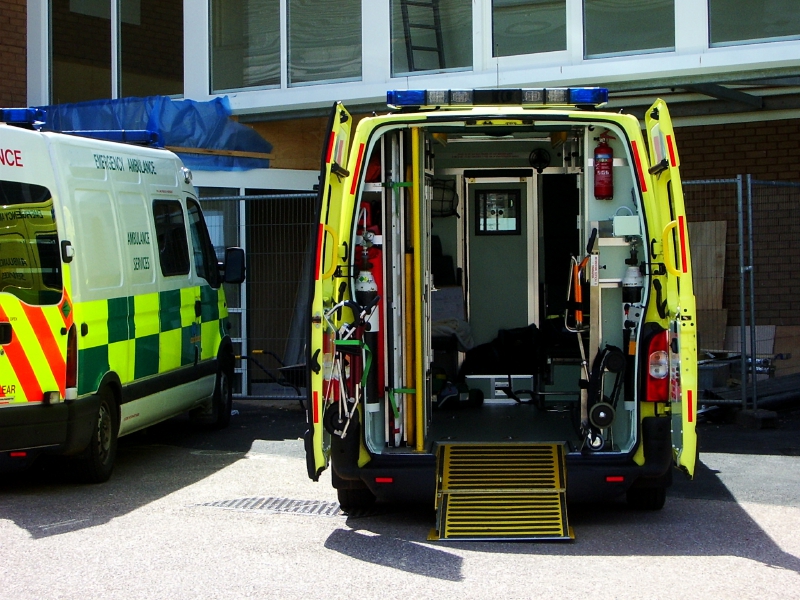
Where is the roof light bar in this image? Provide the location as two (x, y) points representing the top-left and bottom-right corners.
(387, 87), (608, 109)
(0, 107), (47, 125)
(61, 129), (163, 146)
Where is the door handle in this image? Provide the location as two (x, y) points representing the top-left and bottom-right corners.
(195, 300), (202, 318)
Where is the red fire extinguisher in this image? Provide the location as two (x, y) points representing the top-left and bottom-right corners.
(594, 132), (615, 200)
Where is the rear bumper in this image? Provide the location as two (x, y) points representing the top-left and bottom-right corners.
(332, 416), (675, 505)
(0, 395), (99, 459)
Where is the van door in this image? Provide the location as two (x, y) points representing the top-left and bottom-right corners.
(305, 102), (352, 480)
(645, 99), (698, 477)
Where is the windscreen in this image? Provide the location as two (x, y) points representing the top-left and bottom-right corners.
(0, 180), (63, 305)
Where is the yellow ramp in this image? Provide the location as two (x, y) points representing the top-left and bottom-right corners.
(429, 443), (573, 541)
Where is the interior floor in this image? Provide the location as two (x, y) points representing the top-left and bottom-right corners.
(426, 403), (580, 451)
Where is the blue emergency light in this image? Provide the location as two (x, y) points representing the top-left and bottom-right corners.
(387, 87), (608, 109)
(60, 129), (163, 146)
(0, 107), (47, 125)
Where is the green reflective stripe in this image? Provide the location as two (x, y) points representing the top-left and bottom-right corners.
(159, 289), (182, 331)
(78, 345), (110, 396)
(107, 296), (129, 343)
(77, 285), (225, 395)
(201, 286), (219, 322)
(134, 334), (159, 379)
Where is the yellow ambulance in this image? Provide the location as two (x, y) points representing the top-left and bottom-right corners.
(0, 109), (244, 482)
(304, 88), (697, 540)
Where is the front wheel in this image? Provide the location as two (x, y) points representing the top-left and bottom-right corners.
(211, 368), (233, 430)
(74, 390), (118, 483)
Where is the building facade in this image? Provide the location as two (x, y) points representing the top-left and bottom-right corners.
(8, 1), (800, 387)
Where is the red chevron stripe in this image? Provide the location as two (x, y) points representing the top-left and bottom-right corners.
(0, 304), (43, 402)
(21, 304), (66, 396)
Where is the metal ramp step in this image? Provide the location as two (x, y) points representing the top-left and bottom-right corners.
(429, 443), (573, 541)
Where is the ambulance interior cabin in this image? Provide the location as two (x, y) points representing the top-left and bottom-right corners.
(352, 117), (645, 459)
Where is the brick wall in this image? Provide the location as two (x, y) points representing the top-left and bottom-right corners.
(0, 0), (27, 106)
(676, 119), (800, 182)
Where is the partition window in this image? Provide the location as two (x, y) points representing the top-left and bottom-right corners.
(709, 0), (800, 46)
(391, 0), (472, 76)
(211, 0), (281, 92)
(492, 0), (566, 58)
(289, 0), (361, 85)
(583, 0), (674, 59)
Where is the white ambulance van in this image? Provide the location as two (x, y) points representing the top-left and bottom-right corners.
(0, 109), (245, 482)
(305, 88), (697, 540)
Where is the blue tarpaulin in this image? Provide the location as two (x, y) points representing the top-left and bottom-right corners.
(37, 96), (271, 171)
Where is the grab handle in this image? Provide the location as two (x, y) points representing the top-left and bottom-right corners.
(320, 224), (339, 280)
(661, 220), (682, 277)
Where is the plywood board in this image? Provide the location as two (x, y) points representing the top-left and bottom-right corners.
(773, 326), (800, 377)
(689, 221), (726, 310)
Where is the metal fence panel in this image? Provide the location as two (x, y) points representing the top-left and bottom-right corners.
(200, 192), (317, 401)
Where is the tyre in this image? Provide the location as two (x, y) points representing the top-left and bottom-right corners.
(337, 487), (376, 513)
(211, 368), (233, 430)
(626, 486), (667, 510)
(74, 390), (118, 483)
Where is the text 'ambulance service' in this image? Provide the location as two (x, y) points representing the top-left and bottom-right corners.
(304, 88), (697, 540)
(0, 109), (245, 482)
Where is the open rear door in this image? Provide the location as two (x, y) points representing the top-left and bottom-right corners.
(645, 99), (698, 478)
(304, 102), (352, 480)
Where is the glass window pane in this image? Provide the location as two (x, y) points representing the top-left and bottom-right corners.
(153, 200), (190, 277)
(289, 0), (361, 86)
(187, 199), (221, 288)
(0, 183), (62, 305)
(121, 0), (183, 97)
(584, 0), (674, 58)
(710, 0), (800, 46)
(492, 0), (566, 57)
(391, 0), (472, 76)
(52, 0), (112, 102)
(211, 0), (280, 92)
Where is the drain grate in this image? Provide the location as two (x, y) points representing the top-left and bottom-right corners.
(199, 496), (343, 517)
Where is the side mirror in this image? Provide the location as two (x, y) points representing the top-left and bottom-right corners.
(223, 247), (246, 284)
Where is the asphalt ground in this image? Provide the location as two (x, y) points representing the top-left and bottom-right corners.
(1, 399), (799, 600)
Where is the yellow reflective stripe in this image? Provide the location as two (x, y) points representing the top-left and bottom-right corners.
(133, 292), (159, 337)
(159, 328), (182, 371)
(200, 320), (218, 360)
(180, 286), (198, 328)
(77, 299), (109, 348)
(108, 339), (133, 383)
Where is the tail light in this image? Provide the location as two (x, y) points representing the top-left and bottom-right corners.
(65, 324), (78, 398)
(646, 329), (669, 402)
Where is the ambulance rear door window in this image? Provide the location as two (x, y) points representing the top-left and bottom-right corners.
(152, 200), (190, 277)
(0, 180), (63, 305)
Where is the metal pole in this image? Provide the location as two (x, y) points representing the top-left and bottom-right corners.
(736, 175), (747, 411)
(746, 175), (758, 409)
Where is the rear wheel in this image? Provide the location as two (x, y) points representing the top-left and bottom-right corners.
(626, 486), (667, 510)
(74, 390), (118, 483)
(211, 368), (233, 429)
(337, 487), (376, 513)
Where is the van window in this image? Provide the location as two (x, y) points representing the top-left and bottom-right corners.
(187, 199), (220, 288)
(153, 200), (190, 277)
(0, 180), (63, 305)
